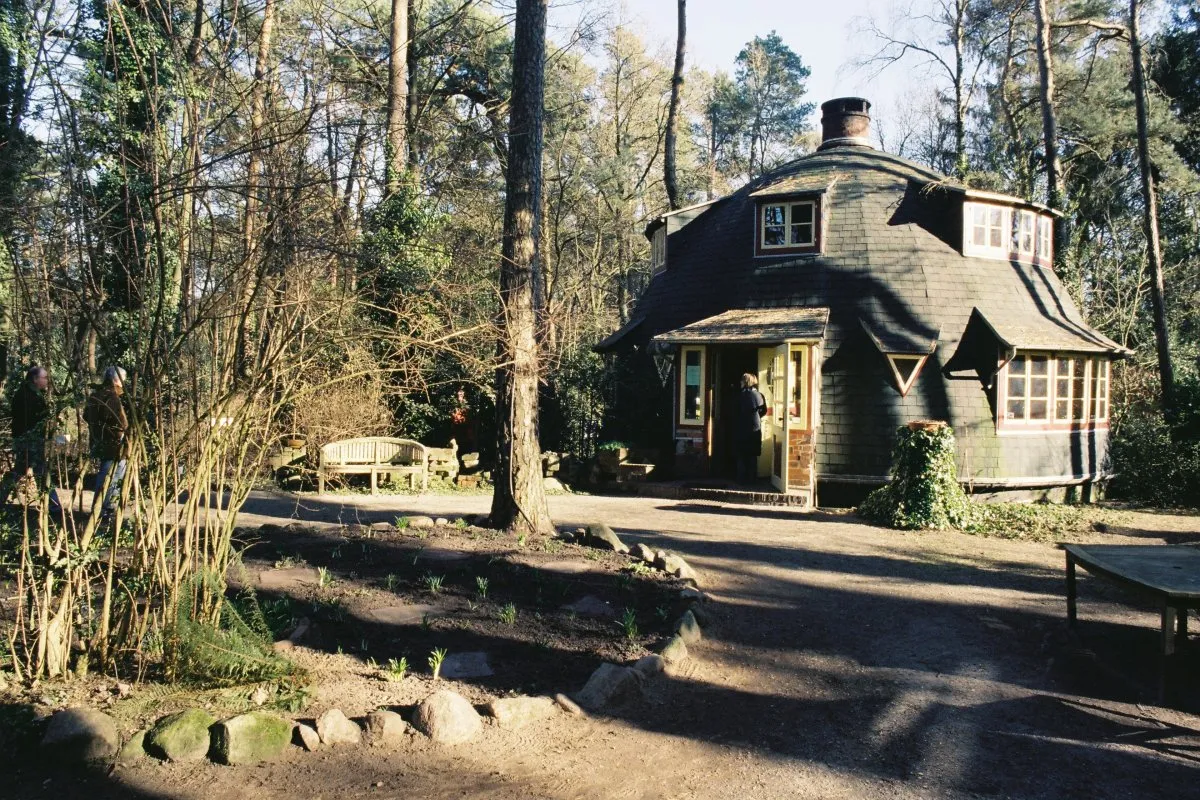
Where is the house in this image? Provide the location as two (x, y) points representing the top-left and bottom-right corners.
(597, 98), (1128, 507)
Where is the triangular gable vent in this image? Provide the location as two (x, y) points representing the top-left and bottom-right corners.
(887, 354), (929, 397)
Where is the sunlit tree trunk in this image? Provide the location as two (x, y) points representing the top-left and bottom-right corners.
(385, 0), (409, 195)
(664, 0), (685, 210)
(1128, 0), (1174, 409)
(490, 0), (553, 536)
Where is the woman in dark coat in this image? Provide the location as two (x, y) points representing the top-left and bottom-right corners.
(85, 366), (129, 514)
(736, 373), (767, 484)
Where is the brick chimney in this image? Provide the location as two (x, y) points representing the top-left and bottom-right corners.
(818, 97), (872, 150)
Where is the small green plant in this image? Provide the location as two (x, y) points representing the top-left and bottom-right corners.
(317, 566), (334, 588)
(584, 549), (602, 561)
(625, 560), (652, 576)
(497, 602), (518, 625)
(384, 573), (400, 591)
(366, 657), (379, 670)
(360, 638), (369, 652)
(516, 533), (528, 548)
(428, 648), (448, 680)
(655, 605), (670, 622)
(383, 657), (408, 682)
(421, 613), (433, 632)
(395, 516), (410, 530)
(424, 573), (444, 594)
(330, 545), (343, 559)
(475, 576), (489, 599)
(619, 607), (639, 640)
(597, 440), (629, 451)
(455, 518), (468, 530)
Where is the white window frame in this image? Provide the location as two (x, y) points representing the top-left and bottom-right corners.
(964, 202), (1011, 259)
(1000, 351), (1110, 430)
(651, 227), (666, 274)
(760, 200), (817, 251)
(678, 346), (706, 427)
(1014, 210), (1035, 258)
(1036, 216), (1053, 264)
(1004, 353), (1051, 423)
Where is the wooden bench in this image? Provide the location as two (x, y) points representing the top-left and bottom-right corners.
(318, 437), (428, 494)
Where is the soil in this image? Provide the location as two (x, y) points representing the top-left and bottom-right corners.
(4, 492), (1200, 799)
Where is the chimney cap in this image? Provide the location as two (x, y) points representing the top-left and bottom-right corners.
(819, 97), (873, 151)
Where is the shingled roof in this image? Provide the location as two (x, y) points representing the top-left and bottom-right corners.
(602, 146), (1124, 367)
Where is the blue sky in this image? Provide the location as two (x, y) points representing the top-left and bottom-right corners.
(548, 0), (929, 142)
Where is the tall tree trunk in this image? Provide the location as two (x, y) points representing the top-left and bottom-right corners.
(489, 0), (552, 536)
(1033, 0), (1063, 211)
(243, 0), (275, 258)
(951, 0), (967, 179)
(406, 0), (420, 170)
(707, 101), (717, 200)
(237, 0), (276, 376)
(664, 0), (686, 210)
(385, 0), (409, 195)
(1128, 0), (1175, 409)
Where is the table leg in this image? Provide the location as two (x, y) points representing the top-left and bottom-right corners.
(1066, 552), (1078, 627)
(1177, 607), (1188, 648)
(1160, 603), (1179, 704)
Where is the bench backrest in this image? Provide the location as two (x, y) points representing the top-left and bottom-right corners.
(320, 437), (427, 467)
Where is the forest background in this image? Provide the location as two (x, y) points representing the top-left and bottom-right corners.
(0, 0), (1197, 681)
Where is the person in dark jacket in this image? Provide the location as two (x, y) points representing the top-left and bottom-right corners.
(4, 365), (55, 505)
(736, 373), (767, 484)
(85, 366), (129, 514)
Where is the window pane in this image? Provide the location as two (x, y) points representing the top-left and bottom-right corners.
(1029, 400), (1048, 420)
(1009, 377), (1025, 398)
(1030, 356), (1048, 376)
(763, 206), (785, 246)
(973, 225), (987, 246)
(792, 203), (814, 223)
(974, 206), (987, 226)
(790, 222), (814, 245)
(764, 226), (785, 246)
(790, 349), (805, 419)
(1007, 400), (1025, 420)
(1031, 378), (1048, 397)
(764, 206), (785, 225)
(683, 350), (702, 421)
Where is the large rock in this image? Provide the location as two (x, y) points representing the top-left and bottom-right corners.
(212, 711), (293, 765)
(407, 515), (435, 529)
(675, 610), (702, 645)
(363, 710), (410, 747)
(293, 723), (321, 751)
(574, 663), (641, 711)
(412, 690), (482, 744)
(631, 543), (657, 564)
(316, 708), (362, 746)
(585, 523), (629, 554)
(116, 730), (148, 765)
(633, 654), (666, 676)
(484, 696), (557, 730)
(661, 554), (698, 583)
(42, 707), (120, 762)
(660, 635), (689, 664)
(146, 709), (216, 762)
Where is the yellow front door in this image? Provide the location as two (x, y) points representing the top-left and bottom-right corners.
(767, 343), (790, 491)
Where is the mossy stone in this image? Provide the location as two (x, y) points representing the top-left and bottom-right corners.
(212, 711), (294, 765)
(146, 708), (216, 762)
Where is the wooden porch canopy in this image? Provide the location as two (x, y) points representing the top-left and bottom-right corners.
(652, 307), (830, 345)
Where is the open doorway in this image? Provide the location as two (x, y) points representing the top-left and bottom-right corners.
(711, 345), (760, 480)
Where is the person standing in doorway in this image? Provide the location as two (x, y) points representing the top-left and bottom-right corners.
(85, 366), (129, 516)
(736, 373), (767, 484)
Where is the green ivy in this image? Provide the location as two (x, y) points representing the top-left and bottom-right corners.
(858, 423), (973, 530)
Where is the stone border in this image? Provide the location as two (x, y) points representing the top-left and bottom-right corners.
(40, 520), (710, 769)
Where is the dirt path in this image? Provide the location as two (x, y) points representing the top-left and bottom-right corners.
(24, 493), (1200, 799)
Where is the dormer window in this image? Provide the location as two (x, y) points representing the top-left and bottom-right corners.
(966, 203), (1010, 257)
(964, 202), (1054, 265)
(756, 198), (821, 256)
(651, 227), (666, 274)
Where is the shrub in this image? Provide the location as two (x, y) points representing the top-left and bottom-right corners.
(1109, 373), (1200, 507)
(858, 422), (972, 530)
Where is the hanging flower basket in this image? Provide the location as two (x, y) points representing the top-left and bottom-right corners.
(906, 420), (947, 432)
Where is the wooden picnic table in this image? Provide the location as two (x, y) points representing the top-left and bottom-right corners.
(1064, 544), (1200, 701)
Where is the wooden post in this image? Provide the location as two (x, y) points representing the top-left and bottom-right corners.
(1065, 551), (1077, 626)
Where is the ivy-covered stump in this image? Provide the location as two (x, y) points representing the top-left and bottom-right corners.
(858, 421), (972, 530)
